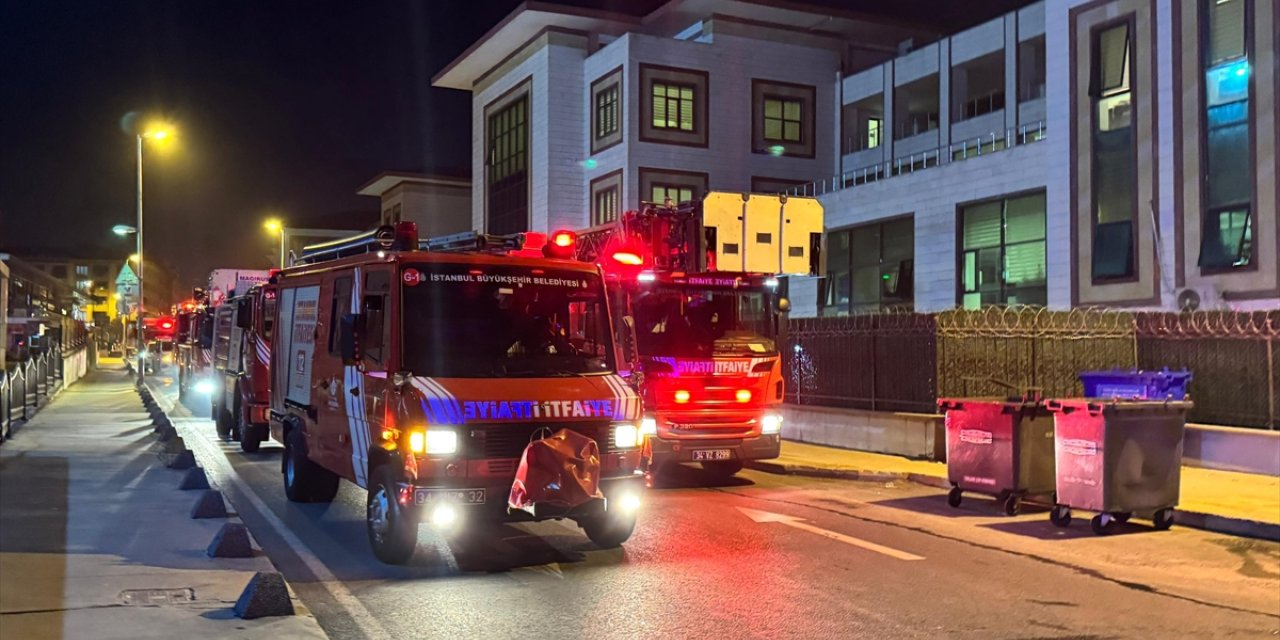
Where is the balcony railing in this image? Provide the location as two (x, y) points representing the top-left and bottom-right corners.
(786, 120), (1047, 198)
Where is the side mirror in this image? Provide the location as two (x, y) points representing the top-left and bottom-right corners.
(235, 299), (252, 329)
(776, 297), (791, 313)
(339, 312), (362, 365)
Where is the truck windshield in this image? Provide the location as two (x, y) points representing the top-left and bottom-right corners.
(401, 263), (615, 377)
(632, 286), (776, 358)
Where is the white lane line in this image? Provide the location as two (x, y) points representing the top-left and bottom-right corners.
(737, 507), (925, 562)
(176, 417), (391, 640)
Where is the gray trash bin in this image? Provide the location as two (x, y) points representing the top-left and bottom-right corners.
(938, 398), (1055, 515)
(1045, 399), (1192, 535)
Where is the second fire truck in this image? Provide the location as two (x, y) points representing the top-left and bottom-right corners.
(211, 281), (277, 452)
(575, 192), (824, 479)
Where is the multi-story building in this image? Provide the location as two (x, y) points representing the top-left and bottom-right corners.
(357, 171), (471, 238)
(21, 251), (178, 321)
(436, 0), (1278, 314)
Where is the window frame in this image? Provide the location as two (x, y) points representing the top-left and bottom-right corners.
(650, 81), (696, 132)
(819, 216), (915, 316)
(1088, 16), (1140, 284)
(483, 81), (531, 236)
(1196, 0), (1256, 274)
(956, 191), (1049, 308)
(638, 64), (709, 148)
(590, 66), (623, 154)
(761, 95), (804, 144)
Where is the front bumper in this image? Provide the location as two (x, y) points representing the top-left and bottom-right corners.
(406, 470), (646, 523)
(647, 433), (781, 464)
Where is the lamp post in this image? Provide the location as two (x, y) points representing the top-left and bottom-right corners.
(130, 126), (171, 382)
(264, 218), (284, 268)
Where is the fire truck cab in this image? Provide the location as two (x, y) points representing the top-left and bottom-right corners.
(175, 294), (215, 400)
(576, 192), (824, 479)
(269, 223), (646, 564)
(211, 282), (277, 452)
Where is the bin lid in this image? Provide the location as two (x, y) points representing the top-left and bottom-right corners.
(1046, 398), (1194, 414)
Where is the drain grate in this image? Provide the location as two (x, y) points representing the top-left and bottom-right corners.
(119, 588), (196, 605)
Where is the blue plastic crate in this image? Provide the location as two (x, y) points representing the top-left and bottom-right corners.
(1078, 368), (1192, 400)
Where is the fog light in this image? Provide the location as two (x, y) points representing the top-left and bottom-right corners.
(616, 492), (641, 513)
(761, 413), (782, 435)
(194, 379), (215, 395)
(430, 503), (458, 528)
(410, 429), (458, 455)
(674, 389), (690, 404)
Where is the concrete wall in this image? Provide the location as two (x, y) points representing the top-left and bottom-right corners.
(1183, 424), (1280, 477)
(781, 404), (945, 461)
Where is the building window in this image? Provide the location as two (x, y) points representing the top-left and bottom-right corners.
(866, 118), (882, 149)
(762, 97), (802, 142)
(650, 184), (693, 205)
(652, 82), (694, 131)
(750, 176), (807, 195)
(961, 193), (1047, 308)
(76, 265), (89, 277)
(822, 218), (914, 315)
(1090, 21), (1137, 281)
(1018, 36), (1047, 101)
(596, 85), (619, 139)
(1198, 0), (1252, 271)
(594, 187), (619, 225)
(638, 168), (707, 209)
(485, 92), (528, 235)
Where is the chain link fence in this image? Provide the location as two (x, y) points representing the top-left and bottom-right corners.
(784, 307), (1278, 430)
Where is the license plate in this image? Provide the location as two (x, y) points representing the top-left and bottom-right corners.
(413, 488), (486, 506)
(693, 449), (733, 461)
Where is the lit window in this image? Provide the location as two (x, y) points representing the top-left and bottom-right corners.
(652, 83), (695, 131)
(762, 97), (802, 142)
(1198, 0), (1252, 271)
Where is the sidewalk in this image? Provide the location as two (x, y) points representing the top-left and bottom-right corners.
(748, 440), (1280, 539)
(0, 368), (324, 640)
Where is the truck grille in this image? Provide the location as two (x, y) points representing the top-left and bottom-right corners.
(465, 422), (615, 459)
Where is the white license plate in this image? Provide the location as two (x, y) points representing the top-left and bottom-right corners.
(693, 449), (733, 461)
(413, 488), (486, 506)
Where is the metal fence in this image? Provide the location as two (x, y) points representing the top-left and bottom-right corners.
(784, 307), (1278, 430)
(1, 344), (66, 441)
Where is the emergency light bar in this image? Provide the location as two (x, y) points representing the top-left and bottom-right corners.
(421, 230), (527, 253)
(297, 223), (419, 265)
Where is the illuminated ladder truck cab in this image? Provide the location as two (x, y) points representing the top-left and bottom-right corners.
(270, 222), (645, 565)
(575, 192), (824, 479)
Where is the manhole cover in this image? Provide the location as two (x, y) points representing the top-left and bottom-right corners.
(119, 588), (196, 605)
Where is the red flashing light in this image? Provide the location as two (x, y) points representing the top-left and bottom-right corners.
(611, 251), (643, 266)
(552, 230), (576, 248)
(543, 230), (576, 259)
(674, 389), (691, 404)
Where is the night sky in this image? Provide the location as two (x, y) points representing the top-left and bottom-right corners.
(0, 0), (1025, 289)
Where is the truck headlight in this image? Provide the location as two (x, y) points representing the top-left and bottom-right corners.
(761, 413), (782, 435)
(410, 429), (458, 455)
(194, 379), (215, 395)
(640, 417), (657, 437)
(613, 423), (640, 449)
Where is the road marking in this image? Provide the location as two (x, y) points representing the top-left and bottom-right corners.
(172, 415), (391, 639)
(737, 507), (925, 561)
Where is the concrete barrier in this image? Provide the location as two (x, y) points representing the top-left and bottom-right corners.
(781, 404), (945, 461)
(61, 348), (88, 387)
(1183, 424), (1280, 476)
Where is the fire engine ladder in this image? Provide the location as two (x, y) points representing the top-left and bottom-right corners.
(419, 231), (528, 254)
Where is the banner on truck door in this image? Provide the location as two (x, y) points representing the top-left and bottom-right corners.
(283, 285), (320, 405)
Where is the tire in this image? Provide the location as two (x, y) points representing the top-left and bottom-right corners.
(581, 507), (638, 549)
(947, 487), (963, 508)
(1152, 508), (1175, 531)
(701, 460), (744, 480)
(234, 395), (261, 453)
(1090, 513), (1116, 535)
(1002, 494), (1021, 516)
(1114, 512), (1132, 524)
(213, 399), (232, 440)
(1050, 505), (1072, 528)
(366, 465), (417, 565)
(282, 426), (339, 503)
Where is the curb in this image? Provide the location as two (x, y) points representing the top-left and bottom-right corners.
(744, 460), (1280, 542)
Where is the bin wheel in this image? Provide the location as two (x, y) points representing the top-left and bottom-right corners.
(1152, 508), (1175, 531)
(1050, 505), (1071, 528)
(1090, 514), (1116, 535)
(1113, 512), (1131, 524)
(947, 487), (962, 508)
(1002, 494), (1021, 516)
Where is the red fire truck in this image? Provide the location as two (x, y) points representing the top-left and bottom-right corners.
(575, 192), (824, 479)
(269, 223), (646, 564)
(211, 282), (278, 452)
(175, 295), (215, 399)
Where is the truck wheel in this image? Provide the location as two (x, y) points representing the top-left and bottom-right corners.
(283, 426), (338, 503)
(701, 460), (744, 480)
(581, 507), (638, 549)
(213, 399), (232, 440)
(239, 425), (261, 454)
(1152, 508), (1175, 531)
(366, 465), (417, 565)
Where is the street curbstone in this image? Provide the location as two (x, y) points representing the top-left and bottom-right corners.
(1176, 511), (1280, 542)
(167, 448), (197, 470)
(179, 466), (211, 490)
(207, 522), (255, 558)
(233, 572), (295, 619)
(190, 489), (229, 519)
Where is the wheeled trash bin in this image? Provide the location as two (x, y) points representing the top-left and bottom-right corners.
(938, 398), (1056, 515)
(1078, 368), (1192, 401)
(1045, 399), (1192, 535)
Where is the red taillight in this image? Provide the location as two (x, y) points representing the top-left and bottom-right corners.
(674, 389), (691, 404)
(736, 389), (752, 403)
(161, 322), (173, 329)
(611, 251), (643, 266)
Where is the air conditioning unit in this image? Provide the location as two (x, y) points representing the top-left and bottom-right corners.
(1175, 285), (1222, 311)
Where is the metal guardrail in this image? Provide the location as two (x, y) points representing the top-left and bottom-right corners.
(1, 344), (71, 441)
(788, 121), (1047, 198)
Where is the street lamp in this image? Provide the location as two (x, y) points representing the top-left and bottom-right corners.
(133, 123), (173, 382)
(264, 217), (285, 268)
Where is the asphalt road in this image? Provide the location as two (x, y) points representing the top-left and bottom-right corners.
(153, 372), (1280, 640)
